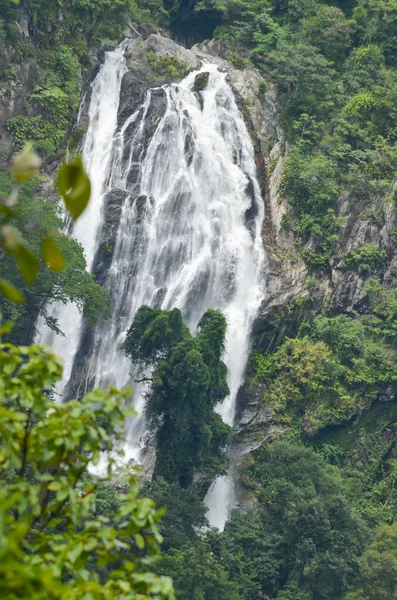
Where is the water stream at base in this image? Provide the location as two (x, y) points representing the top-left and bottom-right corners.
(37, 45), (266, 530)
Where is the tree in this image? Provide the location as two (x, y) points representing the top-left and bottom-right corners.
(163, 0), (223, 40)
(353, 0), (397, 66)
(159, 539), (241, 600)
(345, 523), (397, 600)
(220, 510), (282, 599)
(0, 170), (110, 344)
(302, 5), (352, 63)
(123, 306), (231, 487)
(142, 477), (208, 552)
(253, 440), (367, 599)
(260, 42), (337, 125)
(251, 313), (397, 434)
(0, 329), (175, 599)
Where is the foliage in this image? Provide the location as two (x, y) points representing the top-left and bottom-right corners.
(159, 539), (241, 600)
(146, 54), (189, 80)
(343, 244), (387, 275)
(0, 335), (174, 600)
(219, 510), (282, 599)
(219, 440), (367, 600)
(353, 0), (397, 66)
(0, 151), (108, 343)
(163, 0), (223, 40)
(259, 42), (337, 125)
(280, 148), (341, 266)
(251, 314), (397, 434)
(302, 5), (352, 62)
(123, 306), (231, 486)
(6, 44), (81, 155)
(345, 523), (397, 600)
(142, 477), (208, 552)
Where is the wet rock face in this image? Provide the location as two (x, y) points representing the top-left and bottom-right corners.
(193, 71), (209, 93)
(122, 87), (168, 191)
(94, 188), (129, 286)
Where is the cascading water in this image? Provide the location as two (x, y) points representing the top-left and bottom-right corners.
(38, 44), (265, 530)
(36, 44), (128, 395)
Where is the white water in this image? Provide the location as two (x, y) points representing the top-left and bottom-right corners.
(38, 46), (265, 530)
(36, 45), (128, 395)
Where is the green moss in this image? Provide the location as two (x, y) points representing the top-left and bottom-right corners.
(147, 53), (189, 81)
(343, 244), (387, 275)
(229, 53), (251, 69)
(268, 155), (278, 176)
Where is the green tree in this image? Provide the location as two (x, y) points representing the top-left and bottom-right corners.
(302, 5), (352, 62)
(143, 477), (208, 552)
(353, 0), (397, 66)
(123, 306), (231, 486)
(159, 539), (241, 600)
(345, 522), (397, 600)
(0, 332), (174, 599)
(254, 440), (367, 599)
(260, 42), (337, 125)
(220, 510), (282, 599)
(252, 314), (397, 434)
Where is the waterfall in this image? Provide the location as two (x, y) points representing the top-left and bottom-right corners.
(36, 45), (128, 395)
(38, 45), (265, 530)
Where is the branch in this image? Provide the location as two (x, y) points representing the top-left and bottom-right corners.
(125, 20), (142, 38)
(19, 412), (32, 479)
(130, 374), (153, 385)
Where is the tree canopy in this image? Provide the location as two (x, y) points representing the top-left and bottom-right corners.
(123, 306), (231, 487)
(0, 328), (174, 599)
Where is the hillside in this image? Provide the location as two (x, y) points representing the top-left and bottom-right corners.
(1, 1), (397, 599)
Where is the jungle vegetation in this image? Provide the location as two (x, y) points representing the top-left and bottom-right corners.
(2, 1), (397, 599)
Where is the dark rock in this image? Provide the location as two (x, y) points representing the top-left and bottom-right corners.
(244, 173), (259, 231)
(93, 188), (128, 285)
(118, 72), (151, 125)
(184, 128), (195, 167)
(98, 44), (116, 64)
(63, 323), (96, 401)
(193, 71), (210, 93)
(143, 87), (168, 143)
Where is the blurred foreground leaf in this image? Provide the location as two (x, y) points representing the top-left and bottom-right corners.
(41, 237), (65, 272)
(0, 279), (24, 303)
(57, 155), (91, 220)
(12, 143), (42, 183)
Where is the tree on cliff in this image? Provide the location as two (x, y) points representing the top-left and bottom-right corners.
(123, 306), (231, 487)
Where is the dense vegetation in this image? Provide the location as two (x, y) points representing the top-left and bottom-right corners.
(0, 325), (174, 599)
(0, 169), (110, 343)
(123, 306), (231, 486)
(2, 0), (397, 599)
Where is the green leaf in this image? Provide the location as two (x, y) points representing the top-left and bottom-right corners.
(67, 542), (83, 564)
(57, 155), (91, 221)
(0, 279), (24, 303)
(135, 534), (145, 549)
(41, 237), (65, 272)
(47, 481), (62, 491)
(16, 244), (39, 284)
(12, 143), (42, 183)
